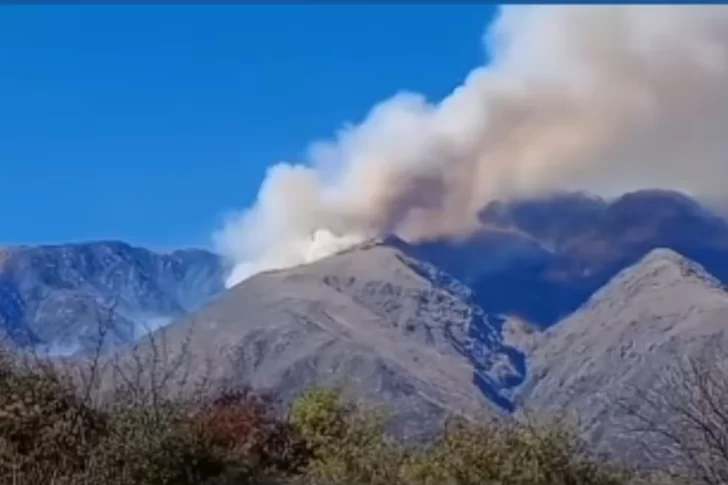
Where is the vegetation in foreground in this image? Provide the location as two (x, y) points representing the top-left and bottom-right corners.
(0, 335), (724, 485)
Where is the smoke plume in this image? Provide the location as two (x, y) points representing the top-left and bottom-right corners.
(216, 6), (728, 287)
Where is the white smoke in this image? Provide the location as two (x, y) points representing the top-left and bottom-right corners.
(217, 5), (728, 287)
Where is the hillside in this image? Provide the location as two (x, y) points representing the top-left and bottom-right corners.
(0, 241), (225, 354)
(519, 248), (728, 462)
(6, 189), (728, 446)
(121, 236), (526, 439)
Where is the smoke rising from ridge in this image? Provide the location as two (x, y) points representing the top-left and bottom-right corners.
(216, 6), (728, 287)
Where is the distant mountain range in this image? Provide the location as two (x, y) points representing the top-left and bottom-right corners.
(4, 188), (728, 458)
(0, 242), (225, 353)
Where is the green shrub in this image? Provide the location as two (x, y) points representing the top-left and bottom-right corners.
(399, 419), (631, 485)
(0, 347), (693, 485)
(289, 388), (403, 485)
(288, 390), (662, 485)
(79, 401), (224, 485)
(0, 350), (305, 485)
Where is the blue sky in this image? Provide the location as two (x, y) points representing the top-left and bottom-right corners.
(0, 4), (497, 250)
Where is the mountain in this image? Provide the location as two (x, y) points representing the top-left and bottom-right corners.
(417, 189), (728, 326)
(122, 236), (524, 439)
(5, 188), (724, 353)
(518, 248), (728, 461)
(77, 237), (728, 453)
(0, 241), (226, 353)
(7, 188), (728, 447)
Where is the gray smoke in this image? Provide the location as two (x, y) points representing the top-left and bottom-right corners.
(216, 6), (728, 287)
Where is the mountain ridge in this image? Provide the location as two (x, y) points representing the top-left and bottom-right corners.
(119, 236), (523, 438)
(518, 246), (728, 461)
(117, 232), (728, 449)
(0, 240), (226, 353)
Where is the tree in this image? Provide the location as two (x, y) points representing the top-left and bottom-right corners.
(620, 344), (728, 485)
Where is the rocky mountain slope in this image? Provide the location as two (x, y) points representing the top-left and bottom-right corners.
(518, 248), (728, 461)
(124, 236), (528, 439)
(119, 226), (728, 445)
(0, 241), (225, 353)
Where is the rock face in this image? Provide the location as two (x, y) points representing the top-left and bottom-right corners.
(0, 241), (226, 353)
(130, 237), (525, 439)
(518, 248), (728, 460)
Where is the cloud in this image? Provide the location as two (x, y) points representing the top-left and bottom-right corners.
(216, 6), (728, 287)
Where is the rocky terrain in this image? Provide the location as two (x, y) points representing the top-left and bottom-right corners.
(124, 236), (525, 439)
(116, 228), (728, 453)
(0, 241), (225, 354)
(518, 247), (728, 462)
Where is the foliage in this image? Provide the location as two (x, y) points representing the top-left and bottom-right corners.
(398, 419), (631, 485)
(288, 389), (646, 485)
(290, 388), (402, 485)
(0, 336), (718, 485)
(0, 346), (305, 485)
(0, 352), (106, 484)
(192, 388), (309, 483)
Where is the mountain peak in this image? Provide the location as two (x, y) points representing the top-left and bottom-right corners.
(334, 233), (411, 256)
(144, 227), (518, 438)
(638, 247), (704, 268)
(280, 231), (470, 298)
(523, 246), (728, 460)
(555, 248), (728, 333)
(596, 247), (724, 298)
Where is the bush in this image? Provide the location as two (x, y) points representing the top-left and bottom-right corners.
(289, 388), (403, 485)
(0, 347), (305, 485)
(287, 390), (644, 485)
(191, 388), (309, 484)
(79, 401), (224, 485)
(0, 352), (106, 484)
(0, 343), (696, 485)
(399, 419), (631, 485)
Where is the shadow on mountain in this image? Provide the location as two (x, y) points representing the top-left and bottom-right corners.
(442, 310), (526, 412)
